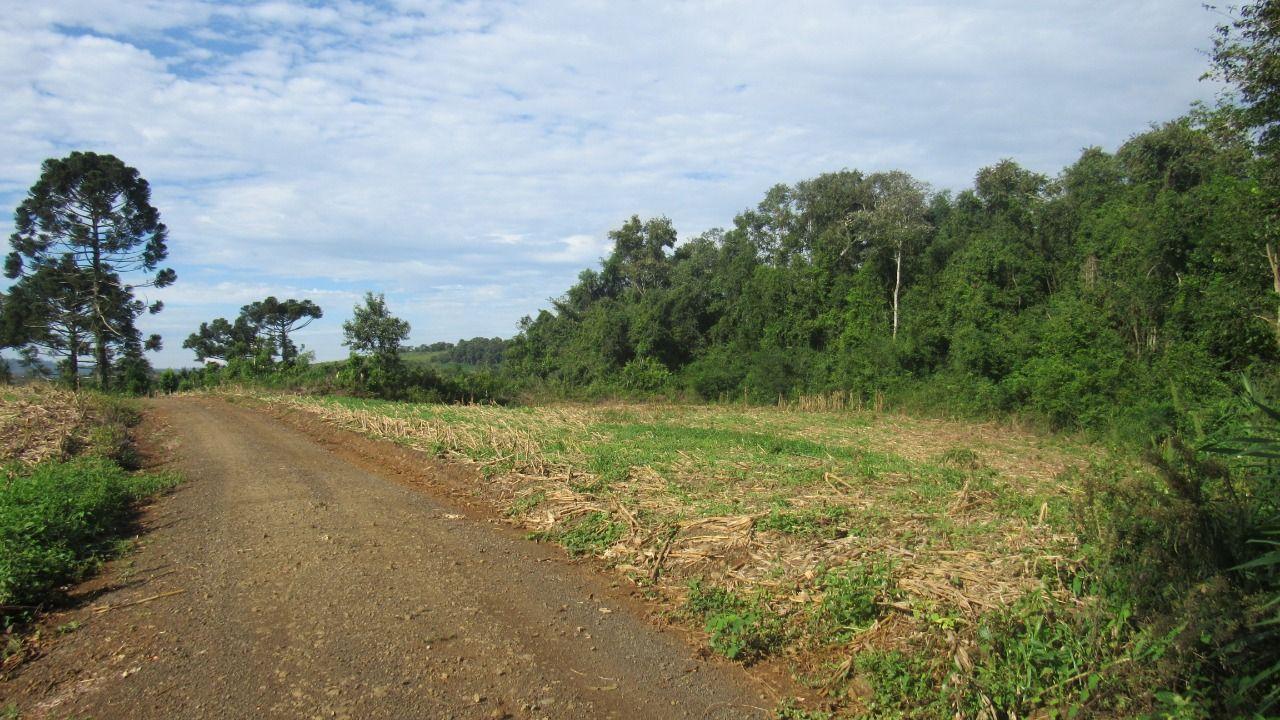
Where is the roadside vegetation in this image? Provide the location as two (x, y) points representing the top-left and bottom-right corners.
(233, 386), (1277, 718)
(1, 385), (178, 669)
(155, 6), (1280, 715)
(0, 2), (1277, 718)
(166, 291), (514, 404)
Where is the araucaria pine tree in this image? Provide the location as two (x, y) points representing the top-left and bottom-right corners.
(4, 151), (175, 389)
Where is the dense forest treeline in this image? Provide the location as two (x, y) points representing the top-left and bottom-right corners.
(405, 337), (507, 367)
(506, 109), (1279, 435)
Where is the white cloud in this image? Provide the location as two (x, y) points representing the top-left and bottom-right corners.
(534, 234), (612, 264)
(0, 0), (1227, 368)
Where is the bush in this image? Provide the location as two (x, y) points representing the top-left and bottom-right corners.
(680, 348), (748, 401)
(619, 357), (670, 393)
(0, 458), (177, 609)
(1069, 407), (1280, 715)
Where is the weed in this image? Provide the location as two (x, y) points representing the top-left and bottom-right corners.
(686, 578), (786, 662)
(812, 559), (898, 640)
(685, 577), (746, 614)
(505, 490), (547, 516)
(852, 650), (949, 719)
(705, 610), (785, 663)
(705, 611), (761, 660)
(959, 591), (1156, 719)
(0, 458), (179, 611)
(583, 443), (634, 487)
(555, 512), (623, 557)
(774, 700), (832, 720)
(2, 634), (25, 663)
(756, 505), (850, 539)
(934, 447), (983, 470)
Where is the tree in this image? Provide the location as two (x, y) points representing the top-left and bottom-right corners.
(847, 171), (931, 338)
(602, 216), (677, 296)
(1210, 0), (1280, 153)
(182, 316), (259, 364)
(0, 291), (11, 383)
(1210, 0), (1280, 347)
(6, 257), (160, 385)
(342, 292), (410, 360)
(4, 151), (173, 389)
(240, 296), (322, 363)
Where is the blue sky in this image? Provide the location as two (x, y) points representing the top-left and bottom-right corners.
(0, 0), (1226, 368)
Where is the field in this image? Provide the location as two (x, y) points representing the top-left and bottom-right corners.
(241, 389), (1131, 716)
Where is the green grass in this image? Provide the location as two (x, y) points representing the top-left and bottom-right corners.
(756, 504), (853, 539)
(0, 387), (179, 621)
(0, 457), (179, 611)
(541, 511), (625, 557)
(685, 578), (787, 662)
(239, 389), (1122, 715)
(812, 559), (898, 640)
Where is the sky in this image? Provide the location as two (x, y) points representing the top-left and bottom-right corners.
(0, 0), (1228, 368)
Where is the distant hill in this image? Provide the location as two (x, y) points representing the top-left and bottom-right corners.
(1, 356), (89, 379)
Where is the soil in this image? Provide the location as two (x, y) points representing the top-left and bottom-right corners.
(0, 396), (784, 719)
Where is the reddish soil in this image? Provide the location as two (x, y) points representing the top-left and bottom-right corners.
(0, 396), (783, 719)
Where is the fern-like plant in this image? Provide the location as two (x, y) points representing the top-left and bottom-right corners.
(1203, 378), (1280, 713)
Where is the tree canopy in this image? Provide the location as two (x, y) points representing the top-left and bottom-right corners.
(342, 292), (409, 359)
(507, 114), (1278, 433)
(184, 297), (322, 368)
(241, 296), (322, 363)
(3, 151), (173, 388)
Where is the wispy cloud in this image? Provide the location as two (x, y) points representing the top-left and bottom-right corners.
(0, 0), (1224, 366)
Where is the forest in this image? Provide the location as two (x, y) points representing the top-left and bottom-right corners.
(506, 112), (1279, 437)
(2, 4), (1280, 717)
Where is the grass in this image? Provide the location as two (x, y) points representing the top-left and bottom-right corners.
(537, 511), (624, 557)
(685, 577), (786, 663)
(233, 388), (1138, 716)
(0, 386), (179, 621)
(0, 457), (179, 610)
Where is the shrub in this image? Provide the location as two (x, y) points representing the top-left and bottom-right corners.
(813, 560), (897, 639)
(619, 357), (670, 393)
(0, 458), (176, 609)
(1068, 388), (1280, 716)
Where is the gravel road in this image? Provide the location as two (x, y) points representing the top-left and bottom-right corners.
(0, 397), (779, 719)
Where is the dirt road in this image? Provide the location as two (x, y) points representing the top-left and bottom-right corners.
(1, 397), (779, 719)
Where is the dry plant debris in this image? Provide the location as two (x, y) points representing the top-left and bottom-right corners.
(233, 388), (1109, 706)
(0, 385), (105, 464)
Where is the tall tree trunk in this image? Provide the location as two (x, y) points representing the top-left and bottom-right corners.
(95, 328), (109, 391)
(892, 245), (902, 339)
(1268, 242), (1280, 349)
(90, 219), (109, 391)
(68, 330), (79, 390)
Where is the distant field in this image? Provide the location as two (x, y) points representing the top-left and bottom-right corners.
(242, 389), (1125, 715)
(397, 350), (492, 372)
(398, 350), (450, 365)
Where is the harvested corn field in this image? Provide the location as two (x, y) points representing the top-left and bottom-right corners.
(238, 389), (1123, 716)
(0, 385), (137, 465)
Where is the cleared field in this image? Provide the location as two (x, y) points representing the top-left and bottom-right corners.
(242, 389), (1119, 715)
